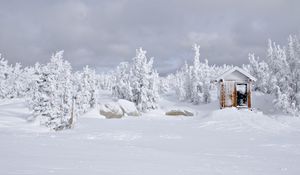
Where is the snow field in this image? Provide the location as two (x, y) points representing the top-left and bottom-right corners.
(1, 92), (300, 175)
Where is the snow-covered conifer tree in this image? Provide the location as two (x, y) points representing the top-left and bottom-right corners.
(97, 73), (114, 90)
(190, 44), (202, 104)
(174, 44), (212, 104)
(73, 65), (98, 115)
(248, 35), (300, 115)
(112, 48), (159, 112)
(0, 55), (12, 98)
(112, 62), (132, 101)
(158, 76), (170, 94)
(246, 53), (271, 93)
(286, 35), (300, 110)
(129, 48), (159, 111)
(29, 51), (75, 130)
(201, 59), (212, 103)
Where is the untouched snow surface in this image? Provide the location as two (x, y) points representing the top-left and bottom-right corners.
(1, 91), (300, 175)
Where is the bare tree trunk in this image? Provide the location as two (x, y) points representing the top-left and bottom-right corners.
(69, 97), (76, 128)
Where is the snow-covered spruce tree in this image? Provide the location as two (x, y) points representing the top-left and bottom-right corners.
(165, 74), (176, 91)
(30, 62), (61, 128)
(130, 48), (159, 111)
(30, 51), (75, 130)
(190, 44), (202, 104)
(267, 40), (297, 114)
(50, 51), (75, 129)
(0, 55), (12, 98)
(97, 72), (114, 91)
(6, 63), (31, 98)
(268, 40), (291, 91)
(274, 86), (297, 115)
(112, 62), (132, 101)
(21, 66), (36, 97)
(174, 61), (192, 101)
(286, 35), (300, 111)
(158, 76), (170, 94)
(248, 35), (300, 115)
(73, 65), (98, 115)
(200, 59), (212, 103)
(112, 48), (159, 112)
(245, 53), (271, 93)
(82, 65), (97, 109)
(71, 71), (83, 115)
(26, 62), (43, 121)
(0, 55), (34, 99)
(174, 70), (185, 101)
(174, 44), (212, 104)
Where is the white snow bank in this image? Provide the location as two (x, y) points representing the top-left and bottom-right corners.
(202, 108), (291, 133)
(2, 94), (300, 175)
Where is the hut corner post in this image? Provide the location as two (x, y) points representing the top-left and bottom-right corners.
(220, 80), (225, 109)
(248, 80), (252, 109)
(233, 82), (237, 107)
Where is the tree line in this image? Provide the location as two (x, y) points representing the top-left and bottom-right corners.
(0, 34), (299, 130)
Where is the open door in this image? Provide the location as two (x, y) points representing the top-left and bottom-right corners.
(236, 83), (248, 107)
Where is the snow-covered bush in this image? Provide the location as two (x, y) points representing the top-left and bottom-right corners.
(112, 48), (159, 112)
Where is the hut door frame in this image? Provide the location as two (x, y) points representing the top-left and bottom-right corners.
(236, 83), (248, 107)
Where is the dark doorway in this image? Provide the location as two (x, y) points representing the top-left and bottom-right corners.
(236, 84), (247, 107)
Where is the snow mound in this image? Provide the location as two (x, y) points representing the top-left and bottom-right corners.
(118, 99), (140, 116)
(202, 108), (291, 133)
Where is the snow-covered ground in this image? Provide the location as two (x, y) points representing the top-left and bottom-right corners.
(1, 91), (300, 175)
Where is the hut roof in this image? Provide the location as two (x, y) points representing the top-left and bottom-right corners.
(215, 66), (257, 82)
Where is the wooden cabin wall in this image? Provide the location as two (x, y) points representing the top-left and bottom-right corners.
(219, 80), (252, 109)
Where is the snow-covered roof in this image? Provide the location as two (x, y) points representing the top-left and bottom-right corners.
(215, 66), (257, 82)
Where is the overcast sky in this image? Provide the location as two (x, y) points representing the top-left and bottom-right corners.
(0, 0), (299, 74)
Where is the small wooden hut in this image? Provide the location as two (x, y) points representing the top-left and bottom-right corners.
(215, 66), (257, 109)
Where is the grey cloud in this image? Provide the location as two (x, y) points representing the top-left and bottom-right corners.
(0, 0), (299, 74)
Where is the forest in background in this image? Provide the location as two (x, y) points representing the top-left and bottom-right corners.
(0, 34), (299, 130)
